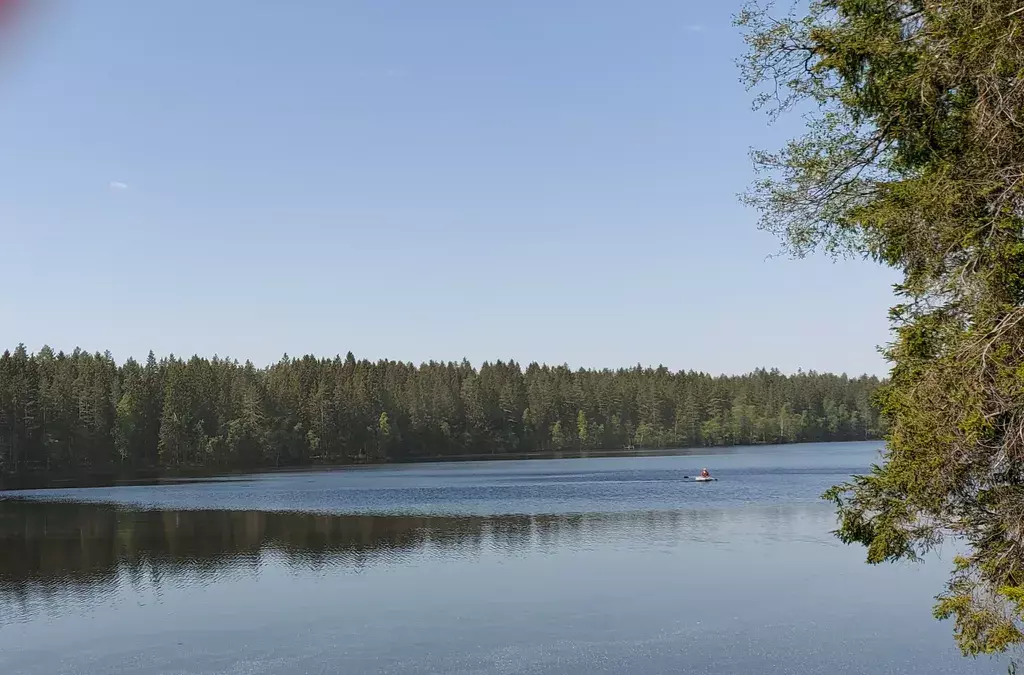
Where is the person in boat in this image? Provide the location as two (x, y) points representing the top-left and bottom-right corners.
(700, 468), (710, 479)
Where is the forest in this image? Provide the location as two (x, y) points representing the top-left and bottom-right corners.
(0, 344), (885, 487)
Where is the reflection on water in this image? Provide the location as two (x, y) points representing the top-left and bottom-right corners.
(2, 442), (879, 518)
(0, 499), (823, 625)
(0, 446), (1006, 675)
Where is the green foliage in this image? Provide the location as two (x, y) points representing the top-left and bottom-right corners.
(738, 0), (1024, 655)
(554, 420), (576, 450)
(577, 410), (589, 449)
(0, 345), (884, 482)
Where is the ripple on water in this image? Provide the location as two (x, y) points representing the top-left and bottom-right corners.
(0, 443), (1007, 674)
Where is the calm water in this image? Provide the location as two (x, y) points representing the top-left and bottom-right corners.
(0, 442), (1004, 674)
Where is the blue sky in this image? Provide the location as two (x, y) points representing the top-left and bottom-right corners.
(0, 1), (898, 375)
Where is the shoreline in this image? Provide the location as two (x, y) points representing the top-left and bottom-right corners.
(0, 439), (883, 492)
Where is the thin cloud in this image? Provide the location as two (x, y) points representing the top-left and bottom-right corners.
(108, 181), (128, 191)
(686, 24), (705, 32)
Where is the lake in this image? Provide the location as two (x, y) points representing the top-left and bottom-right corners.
(0, 442), (1005, 674)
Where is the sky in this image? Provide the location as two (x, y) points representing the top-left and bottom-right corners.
(0, 1), (899, 376)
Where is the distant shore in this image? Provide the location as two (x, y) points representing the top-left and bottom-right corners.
(0, 439), (883, 492)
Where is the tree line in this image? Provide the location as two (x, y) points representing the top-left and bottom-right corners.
(0, 344), (885, 486)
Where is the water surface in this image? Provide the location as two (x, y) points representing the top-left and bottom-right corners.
(0, 442), (1003, 674)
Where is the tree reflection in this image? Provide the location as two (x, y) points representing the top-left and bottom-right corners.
(0, 499), (817, 624)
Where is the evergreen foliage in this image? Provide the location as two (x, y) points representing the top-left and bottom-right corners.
(0, 344), (883, 485)
(737, 0), (1024, 655)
